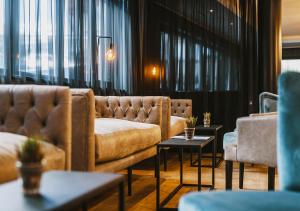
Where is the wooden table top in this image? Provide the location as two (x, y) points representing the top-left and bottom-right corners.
(0, 171), (124, 211)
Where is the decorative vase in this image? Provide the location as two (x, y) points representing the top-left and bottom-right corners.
(184, 128), (195, 140)
(203, 112), (211, 127)
(17, 162), (43, 195)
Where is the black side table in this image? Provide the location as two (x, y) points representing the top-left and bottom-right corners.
(0, 171), (125, 211)
(190, 125), (223, 168)
(156, 136), (215, 211)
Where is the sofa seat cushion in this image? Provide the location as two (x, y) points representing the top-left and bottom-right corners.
(169, 116), (186, 137)
(0, 132), (65, 184)
(94, 118), (161, 163)
(179, 191), (300, 211)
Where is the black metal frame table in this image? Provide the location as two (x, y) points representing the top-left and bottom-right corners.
(190, 125), (223, 168)
(156, 136), (215, 211)
(0, 171), (125, 211)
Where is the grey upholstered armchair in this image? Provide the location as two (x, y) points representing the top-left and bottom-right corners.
(223, 92), (278, 190)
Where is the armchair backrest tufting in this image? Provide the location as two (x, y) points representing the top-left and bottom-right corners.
(0, 85), (72, 169)
(171, 99), (192, 117)
(95, 96), (163, 127)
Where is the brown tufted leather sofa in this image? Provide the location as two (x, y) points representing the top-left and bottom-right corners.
(0, 85), (72, 184)
(71, 89), (164, 173)
(169, 99), (193, 137)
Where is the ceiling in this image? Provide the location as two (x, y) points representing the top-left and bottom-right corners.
(282, 0), (300, 44)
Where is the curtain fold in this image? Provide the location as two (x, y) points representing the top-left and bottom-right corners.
(0, 0), (133, 92)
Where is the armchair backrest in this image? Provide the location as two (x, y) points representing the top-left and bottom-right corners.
(171, 99), (192, 117)
(0, 85), (72, 170)
(278, 72), (300, 191)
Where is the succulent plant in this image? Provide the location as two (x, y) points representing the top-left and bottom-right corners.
(186, 116), (198, 128)
(18, 137), (44, 163)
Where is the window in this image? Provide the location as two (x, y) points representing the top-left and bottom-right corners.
(160, 31), (238, 92)
(282, 59), (300, 72)
(18, 0), (56, 78)
(0, 0), (4, 73)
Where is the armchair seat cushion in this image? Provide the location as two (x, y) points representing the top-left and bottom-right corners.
(169, 116), (186, 137)
(179, 191), (300, 211)
(94, 118), (161, 163)
(0, 132), (65, 184)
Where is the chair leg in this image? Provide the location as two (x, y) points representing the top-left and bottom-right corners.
(127, 167), (132, 196)
(163, 149), (168, 171)
(225, 160), (233, 190)
(239, 162), (244, 189)
(268, 167), (275, 191)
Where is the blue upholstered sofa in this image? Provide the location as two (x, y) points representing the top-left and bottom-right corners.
(179, 72), (300, 211)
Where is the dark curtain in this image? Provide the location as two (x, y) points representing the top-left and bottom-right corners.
(132, 0), (281, 151)
(138, 0), (260, 134)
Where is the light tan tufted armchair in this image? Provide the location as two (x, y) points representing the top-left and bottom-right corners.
(0, 85), (72, 184)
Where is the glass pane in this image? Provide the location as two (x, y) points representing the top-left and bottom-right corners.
(0, 0), (4, 71)
(282, 60), (300, 72)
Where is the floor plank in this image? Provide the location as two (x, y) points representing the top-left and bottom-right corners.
(91, 152), (278, 211)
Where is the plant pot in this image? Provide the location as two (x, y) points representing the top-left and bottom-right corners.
(184, 128), (195, 140)
(16, 162), (43, 196)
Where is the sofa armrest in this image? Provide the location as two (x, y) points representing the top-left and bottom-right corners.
(71, 89), (95, 171)
(237, 115), (277, 167)
(161, 97), (171, 140)
(171, 99), (192, 117)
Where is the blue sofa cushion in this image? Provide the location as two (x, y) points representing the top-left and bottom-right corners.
(223, 131), (237, 150)
(179, 191), (300, 211)
(278, 72), (300, 191)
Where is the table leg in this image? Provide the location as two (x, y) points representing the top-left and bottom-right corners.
(198, 147), (202, 191)
(119, 181), (125, 211)
(212, 136), (216, 188)
(180, 147), (183, 185)
(156, 147), (160, 211)
(190, 148), (193, 166)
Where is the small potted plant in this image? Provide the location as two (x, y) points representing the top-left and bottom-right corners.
(16, 137), (44, 195)
(185, 116), (198, 140)
(203, 112), (211, 127)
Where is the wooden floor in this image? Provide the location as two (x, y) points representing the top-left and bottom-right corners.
(91, 152), (278, 211)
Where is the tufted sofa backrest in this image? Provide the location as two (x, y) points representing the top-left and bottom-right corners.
(0, 85), (72, 169)
(95, 96), (163, 127)
(171, 99), (192, 118)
